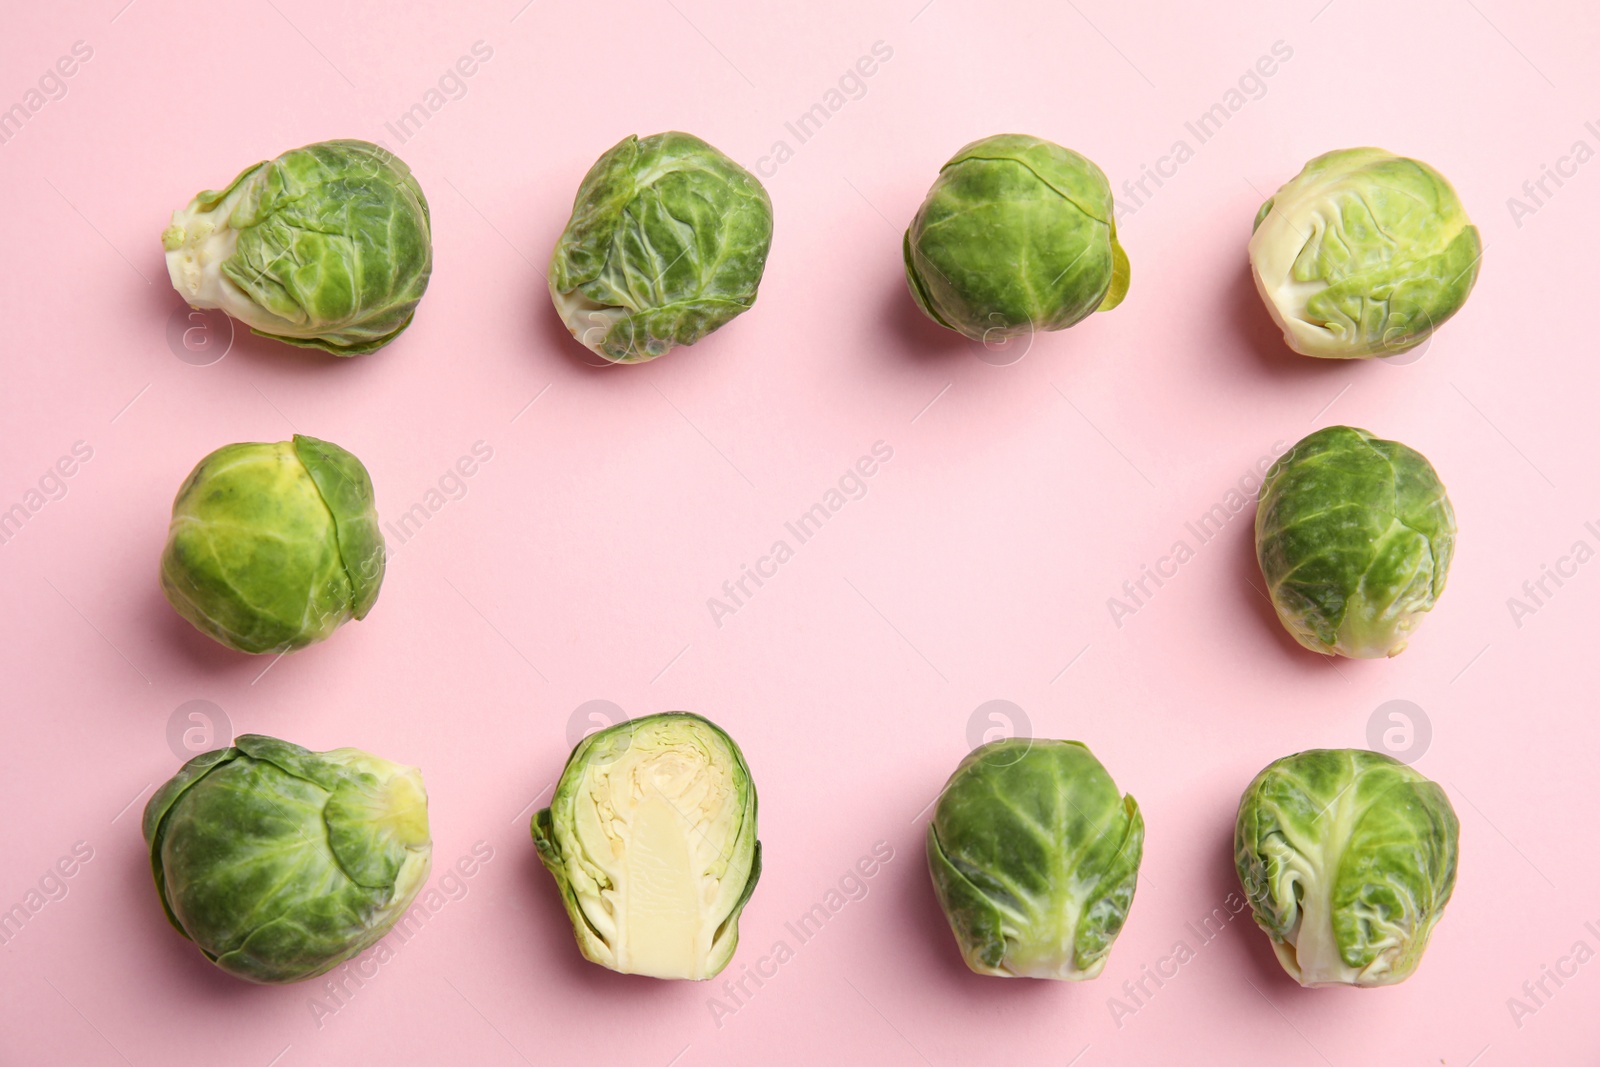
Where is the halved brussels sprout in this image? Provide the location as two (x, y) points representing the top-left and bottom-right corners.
(904, 134), (1129, 343)
(532, 712), (760, 980)
(926, 738), (1143, 979)
(1235, 749), (1459, 987)
(163, 139), (432, 355)
(159, 435), (385, 654)
(1249, 148), (1480, 359)
(549, 132), (774, 363)
(143, 734), (431, 984)
(1256, 426), (1455, 658)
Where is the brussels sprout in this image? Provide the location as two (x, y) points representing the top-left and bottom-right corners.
(903, 134), (1129, 343)
(1249, 148), (1481, 359)
(1256, 426), (1455, 658)
(926, 738), (1143, 980)
(532, 712), (760, 979)
(1235, 749), (1459, 987)
(549, 132), (773, 364)
(160, 435), (385, 655)
(163, 140), (432, 355)
(143, 734), (431, 984)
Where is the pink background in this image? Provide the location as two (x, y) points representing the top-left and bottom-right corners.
(3, 0), (1597, 1063)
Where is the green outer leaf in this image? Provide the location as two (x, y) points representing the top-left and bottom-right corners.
(143, 745), (242, 939)
(220, 140), (432, 356)
(1098, 219), (1130, 311)
(1252, 196), (1275, 233)
(926, 823), (1009, 969)
(160, 441), (349, 654)
(292, 435), (385, 619)
(167, 160), (268, 226)
(1234, 749), (1459, 986)
(1254, 426), (1455, 658)
(548, 132), (774, 363)
(532, 711), (761, 979)
(1072, 794), (1143, 969)
(902, 229), (953, 330)
(925, 738), (1142, 979)
(159, 438), (384, 654)
(721, 840), (762, 944)
(548, 135), (646, 291)
(903, 134), (1126, 342)
(233, 734), (347, 789)
(142, 734), (431, 984)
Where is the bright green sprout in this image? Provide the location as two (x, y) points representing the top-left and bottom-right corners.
(163, 139), (432, 355)
(904, 134), (1129, 344)
(533, 712), (760, 980)
(549, 132), (774, 363)
(1249, 148), (1481, 359)
(1256, 425), (1455, 658)
(926, 738), (1143, 979)
(143, 734), (431, 984)
(160, 435), (385, 655)
(1235, 749), (1459, 987)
